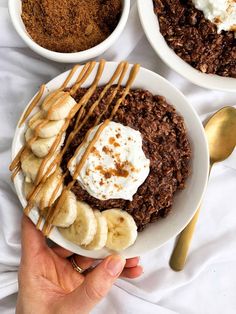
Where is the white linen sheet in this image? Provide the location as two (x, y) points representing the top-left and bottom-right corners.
(0, 1), (235, 313)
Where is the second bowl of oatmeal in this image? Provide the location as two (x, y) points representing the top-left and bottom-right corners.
(8, 0), (130, 63)
(138, 0), (236, 91)
(11, 61), (209, 258)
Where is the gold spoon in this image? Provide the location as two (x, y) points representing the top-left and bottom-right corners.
(170, 106), (236, 271)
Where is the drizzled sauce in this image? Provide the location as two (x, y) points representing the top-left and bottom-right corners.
(10, 61), (140, 236)
(61, 65), (79, 89)
(19, 84), (45, 127)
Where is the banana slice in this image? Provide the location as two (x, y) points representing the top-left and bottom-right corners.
(30, 136), (56, 158)
(28, 111), (45, 128)
(21, 151), (43, 183)
(30, 133), (65, 158)
(102, 209), (138, 251)
(25, 128), (34, 142)
(36, 168), (63, 210)
(59, 201), (97, 246)
(24, 180), (34, 200)
(53, 191), (77, 228)
(23, 171), (74, 226)
(23, 180), (43, 205)
(23, 168), (62, 207)
(82, 210), (108, 250)
(42, 91), (77, 120)
(30, 118), (65, 139)
(21, 150), (55, 183)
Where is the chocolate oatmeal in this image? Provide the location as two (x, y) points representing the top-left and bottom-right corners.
(153, 0), (236, 78)
(61, 87), (191, 231)
(21, 0), (122, 53)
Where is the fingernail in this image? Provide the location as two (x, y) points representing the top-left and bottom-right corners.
(106, 256), (125, 277)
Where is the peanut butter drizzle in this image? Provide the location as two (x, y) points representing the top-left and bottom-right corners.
(110, 64), (140, 119)
(34, 129), (66, 185)
(48, 172), (67, 207)
(9, 146), (25, 171)
(73, 61), (126, 135)
(36, 215), (43, 229)
(19, 84), (45, 127)
(26, 116), (49, 145)
(73, 62), (91, 86)
(43, 119), (110, 235)
(24, 184), (41, 215)
(60, 65), (80, 89)
(34, 119), (49, 136)
(24, 202), (34, 215)
(75, 107), (86, 128)
(47, 92), (71, 118)
(73, 60), (105, 128)
(43, 90), (61, 108)
(60, 62), (85, 89)
(70, 62), (96, 96)
(11, 164), (21, 181)
(95, 62), (129, 125)
(67, 127), (93, 169)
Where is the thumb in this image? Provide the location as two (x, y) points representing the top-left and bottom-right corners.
(65, 255), (125, 313)
(21, 214), (46, 263)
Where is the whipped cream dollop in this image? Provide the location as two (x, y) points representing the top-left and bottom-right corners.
(69, 121), (150, 201)
(192, 0), (236, 33)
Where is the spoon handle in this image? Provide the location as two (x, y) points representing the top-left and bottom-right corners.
(169, 208), (200, 271)
(169, 161), (213, 271)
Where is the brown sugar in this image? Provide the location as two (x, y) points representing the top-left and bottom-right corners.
(21, 0), (122, 53)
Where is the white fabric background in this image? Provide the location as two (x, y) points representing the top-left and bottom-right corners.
(0, 1), (236, 313)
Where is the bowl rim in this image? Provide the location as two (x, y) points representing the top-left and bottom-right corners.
(8, 0), (130, 63)
(137, 0), (236, 92)
(11, 61), (209, 258)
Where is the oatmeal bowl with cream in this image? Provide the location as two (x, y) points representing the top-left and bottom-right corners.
(10, 61), (209, 258)
(138, 0), (236, 91)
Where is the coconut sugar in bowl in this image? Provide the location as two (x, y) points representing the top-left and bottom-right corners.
(8, 0), (130, 63)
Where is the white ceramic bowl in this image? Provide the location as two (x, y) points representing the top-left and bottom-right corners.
(8, 0), (130, 63)
(12, 62), (209, 258)
(137, 0), (236, 92)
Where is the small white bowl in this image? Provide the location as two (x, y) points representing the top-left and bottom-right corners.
(8, 0), (130, 63)
(12, 62), (209, 259)
(137, 0), (236, 92)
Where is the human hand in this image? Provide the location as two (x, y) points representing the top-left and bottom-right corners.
(16, 215), (143, 314)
